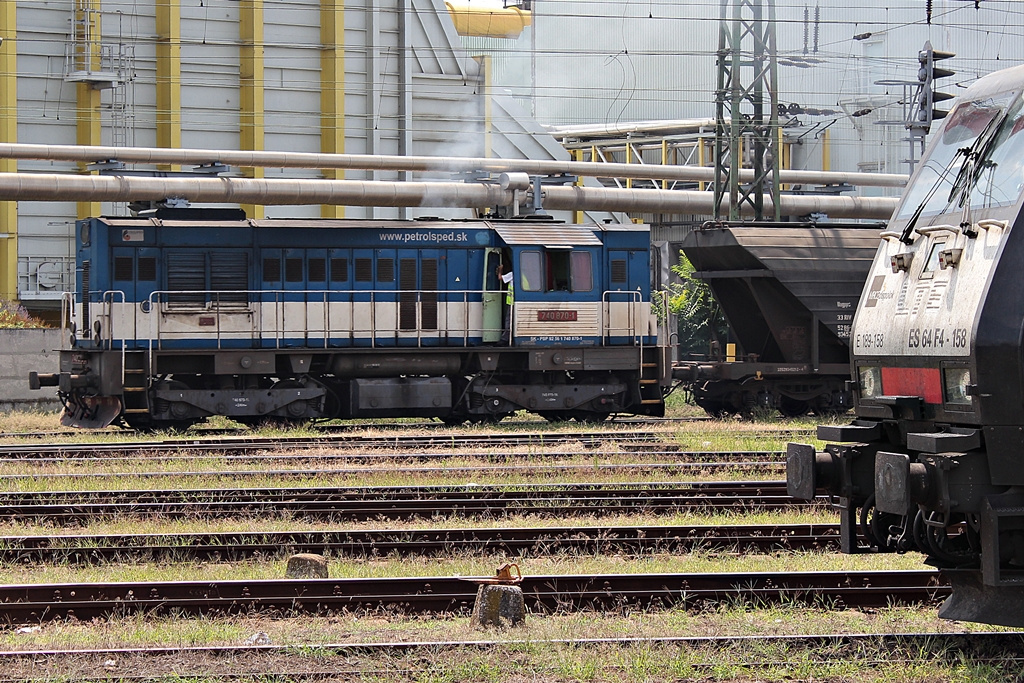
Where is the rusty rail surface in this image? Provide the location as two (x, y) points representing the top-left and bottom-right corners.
(0, 522), (842, 563)
(0, 480), (812, 521)
(0, 570), (947, 623)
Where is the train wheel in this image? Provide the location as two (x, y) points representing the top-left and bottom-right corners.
(916, 510), (981, 567)
(777, 396), (810, 418)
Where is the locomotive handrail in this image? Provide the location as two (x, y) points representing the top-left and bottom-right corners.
(95, 286), (650, 352)
(879, 231), (904, 241)
(137, 288), (501, 350)
(601, 289), (644, 346)
(60, 291), (75, 350)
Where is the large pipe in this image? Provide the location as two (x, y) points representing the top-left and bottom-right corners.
(0, 172), (900, 219)
(0, 142), (909, 189)
(540, 185), (899, 220)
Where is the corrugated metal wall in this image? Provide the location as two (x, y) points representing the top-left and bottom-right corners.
(6, 0), (573, 306)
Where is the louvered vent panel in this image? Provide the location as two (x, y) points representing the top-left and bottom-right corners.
(114, 257), (133, 281)
(167, 251), (206, 306)
(308, 258), (327, 283)
(421, 258), (438, 331)
(82, 261), (91, 336)
(611, 259), (628, 284)
(378, 258), (395, 283)
(211, 251), (248, 304)
(330, 257), (348, 281)
(263, 257), (281, 282)
(137, 257), (157, 282)
(285, 258), (303, 283)
(355, 258), (373, 282)
(399, 258), (417, 330)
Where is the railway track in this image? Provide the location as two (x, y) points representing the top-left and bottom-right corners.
(0, 459), (786, 483)
(0, 480), (811, 521)
(0, 430), (678, 458)
(0, 569), (947, 623)
(1, 631), (1018, 682)
(0, 416), (809, 442)
(0, 522), (842, 563)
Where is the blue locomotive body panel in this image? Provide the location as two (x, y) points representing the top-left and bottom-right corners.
(42, 213), (668, 430)
(75, 217), (654, 351)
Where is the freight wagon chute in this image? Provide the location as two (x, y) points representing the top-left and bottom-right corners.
(673, 222), (882, 417)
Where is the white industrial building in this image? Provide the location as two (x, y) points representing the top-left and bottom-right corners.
(3, 0), (1024, 311)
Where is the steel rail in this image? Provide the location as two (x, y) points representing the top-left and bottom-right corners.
(0, 416), (724, 441)
(0, 430), (672, 459)
(0, 142), (910, 187)
(0, 523), (841, 563)
(0, 570), (947, 623)
(0, 460), (785, 481)
(0, 481), (811, 522)
(0, 415), (725, 440)
(0, 172), (900, 219)
(0, 449), (785, 466)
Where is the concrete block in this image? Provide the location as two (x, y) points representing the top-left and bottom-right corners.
(285, 553), (329, 579)
(470, 584), (525, 628)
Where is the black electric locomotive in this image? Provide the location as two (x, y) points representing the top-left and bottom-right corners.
(787, 64), (1024, 626)
(31, 211), (670, 429)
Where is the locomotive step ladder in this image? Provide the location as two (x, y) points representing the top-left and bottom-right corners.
(121, 351), (151, 415)
(638, 348), (664, 406)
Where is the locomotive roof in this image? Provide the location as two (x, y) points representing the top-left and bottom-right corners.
(93, 216), (647, 232)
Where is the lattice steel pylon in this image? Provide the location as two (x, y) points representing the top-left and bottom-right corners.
(713, 0), (781, 220)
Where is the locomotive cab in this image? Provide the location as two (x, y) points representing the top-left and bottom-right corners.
(787, 64), (1024, 626)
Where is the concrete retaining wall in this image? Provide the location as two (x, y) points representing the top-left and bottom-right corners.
(0, 329), (63, 411)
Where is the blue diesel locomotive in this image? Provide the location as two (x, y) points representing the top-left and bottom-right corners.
(787, 64), (1024, 626)
(31, 210), (670, 429)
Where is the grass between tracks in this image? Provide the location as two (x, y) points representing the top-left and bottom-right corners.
(0, 508), (833, 539)
(2, 409), (1004, 681)
(0, 606), (1015, 682)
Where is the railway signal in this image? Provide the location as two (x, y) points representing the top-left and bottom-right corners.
(916, 41), (956, 131)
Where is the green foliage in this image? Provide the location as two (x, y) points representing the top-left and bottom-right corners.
(664, 251), (728, 358)
(0, 298), (49, 329)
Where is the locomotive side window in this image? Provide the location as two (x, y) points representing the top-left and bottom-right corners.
(521, 249), (592, 293)
(547, 250), (571, 291)
(571, 252), (593, 292)
(521, 251), (542, 291)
